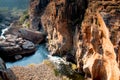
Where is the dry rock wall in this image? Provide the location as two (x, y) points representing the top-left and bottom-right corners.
(75, 1), (120, 80)
(41, 0), (87, 55)
(29, 0), (120, 79)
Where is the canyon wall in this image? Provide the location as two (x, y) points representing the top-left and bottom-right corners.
(75, 1), (120, 80)
(29, 0), (120, 79)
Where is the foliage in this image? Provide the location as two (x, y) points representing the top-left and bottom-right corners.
(71, 63), (77, 70)
(19, 10), (29, 24)
(54, 69), (59, 76)
(28, 63), (35, 67)
(43, 60), (84, 80)
(43, 60), (55, 68)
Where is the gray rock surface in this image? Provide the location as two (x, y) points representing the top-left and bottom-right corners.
(0, 34), (36, 61)
(0, 58), (16, 80)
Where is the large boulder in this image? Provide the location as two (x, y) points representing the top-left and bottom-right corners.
(0, 34), (36, 61)
(19, 28), (46, 44)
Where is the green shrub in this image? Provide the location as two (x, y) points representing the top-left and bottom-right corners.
(19, 10), (29, 24)
(54, 69), (59, 76)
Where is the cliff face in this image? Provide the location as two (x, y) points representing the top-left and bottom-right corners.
(29, 0), (120, 79)
(75, 1), (120, 80)
(29, 0), (49, 30)
(40, 0), (87, 55)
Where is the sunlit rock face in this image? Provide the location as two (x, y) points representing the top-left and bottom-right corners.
(41, 0), (72, 55)
(29, 0), (87, 55)
(29, 0), (120, 79)
(75, 1), (120, 80)
(41, 0), (87, 55)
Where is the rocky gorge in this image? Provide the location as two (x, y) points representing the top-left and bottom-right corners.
(0, 0), (120, 80)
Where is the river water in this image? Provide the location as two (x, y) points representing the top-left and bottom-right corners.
(6, 44), (48, 68)
(0, 0), (49, 68)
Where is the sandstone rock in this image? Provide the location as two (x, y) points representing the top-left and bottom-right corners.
(41, 0), (73, 55)
(75, 1), (120, 80)
(0, 34), (36, 61)
(27, 0), (120, 79)
(0, 58), (16, 80)
(19, 28), (45, 44)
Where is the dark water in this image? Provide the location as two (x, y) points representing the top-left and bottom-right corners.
(6, 44), (48, 68)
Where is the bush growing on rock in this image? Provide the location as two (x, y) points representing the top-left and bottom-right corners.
(19, 10), (29, 24)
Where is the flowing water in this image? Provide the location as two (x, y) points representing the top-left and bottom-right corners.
(1, 27), (8, 39)
(6, 44), (48, 68)
(0, 0), (49, 68)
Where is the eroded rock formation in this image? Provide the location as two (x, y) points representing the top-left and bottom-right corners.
(1, 0), (119, 80)
(29, 0), (120, 79)
(41, 0), (87, 55)
(75, 1), (120, 80)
